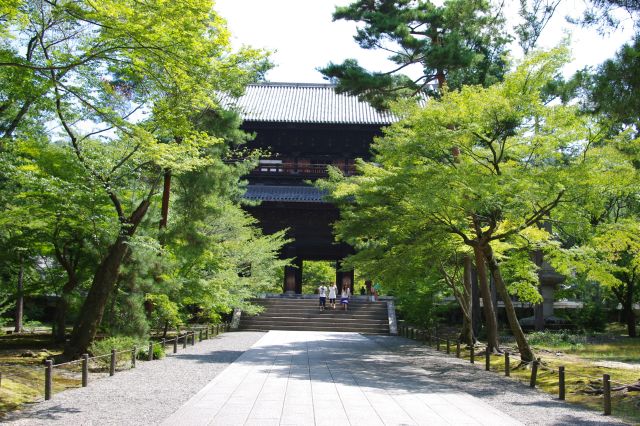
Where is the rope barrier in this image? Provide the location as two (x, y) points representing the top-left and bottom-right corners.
(51, 359), (82, 368)
(403, 326), (634, 418)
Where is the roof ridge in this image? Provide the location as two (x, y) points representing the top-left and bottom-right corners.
(248, 82), (336, 88)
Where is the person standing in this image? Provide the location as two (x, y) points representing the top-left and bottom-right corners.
(328, 282), (338, 309)
(318, 283), (328, 312)
(340, 285), (351, 311)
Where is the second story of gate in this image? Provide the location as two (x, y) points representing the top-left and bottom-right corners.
(219, 82), (396, 183)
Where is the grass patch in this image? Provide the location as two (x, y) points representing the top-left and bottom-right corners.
(0, 333), (82, 416)
(524, 329), (640, 363)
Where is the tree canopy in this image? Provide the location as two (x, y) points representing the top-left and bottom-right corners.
(319, 0), (510, 109)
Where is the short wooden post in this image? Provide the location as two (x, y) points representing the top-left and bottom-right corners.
(410, 328), (415, 339)
(215, 324), (219, 335)
(470, 345), (475, 364)
(485, 350), (490, 371)
(162, 338), (166, 350)
(456, 341), (461, 358)
(191, 332), (195, 346)
(446, 339), (450, 354)
(504, 352), (510, 377)
(558, 366), (565, 400)
(182, 333), (187, 349)
(82, 354), (89, 386)
(199, 329), (203, 342)
(44, 360), (53, 400)
(603, 374), (611, 415)
(173, 337), (178, 353)
(148, 342), (153, 361)
(110, 349), (116, 376)
(205, 327), (209, 340)
(132, 346), (137, 368)
(436, 338), (441, 351)
(530, 359), (539, 388)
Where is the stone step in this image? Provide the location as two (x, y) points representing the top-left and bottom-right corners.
(242, 318), (389, 326)
(253, 308), (387, 315)
(253, 299), (386, 306)
(239, 298), (392, 335)
(247, 313), (387, 320)
(238, 324), (389, 333)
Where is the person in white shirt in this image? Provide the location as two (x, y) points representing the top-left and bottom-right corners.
(328, 283), (338, 309)
(318, 284), (328, 311)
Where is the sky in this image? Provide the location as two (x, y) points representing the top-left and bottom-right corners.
(215, 0), (637, 83)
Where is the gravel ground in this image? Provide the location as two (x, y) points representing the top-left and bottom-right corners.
(3, 331), (631, 425)
(367, 335), (630, 426)
(3, 331), (265, 426)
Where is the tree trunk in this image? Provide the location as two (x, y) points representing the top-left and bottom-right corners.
(64, 236), (129, 358)
(159, 169), (171, 230)
(53, 287), (74, 343)
(459, 255), (476, 346)
(162, 321), (169, 339)
(483, 243), (535, 362)
(14, 257), (24, 333)
(472, 244), (500, 352)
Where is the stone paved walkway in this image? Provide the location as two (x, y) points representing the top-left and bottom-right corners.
(163, 331), (521, 425)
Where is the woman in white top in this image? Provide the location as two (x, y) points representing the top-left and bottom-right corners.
(328, 283), (337, 309)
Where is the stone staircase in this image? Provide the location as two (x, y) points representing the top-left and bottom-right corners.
(238, 297), (391, 334)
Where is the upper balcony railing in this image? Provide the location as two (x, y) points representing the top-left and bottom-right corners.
(249, 162), (356, 177)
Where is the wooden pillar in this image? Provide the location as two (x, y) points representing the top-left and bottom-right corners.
(342, 269), (354, 294)
(284, 265), (297, 294)
(336, 261), (344, 293)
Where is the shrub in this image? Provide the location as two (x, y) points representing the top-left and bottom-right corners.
(527, 330), (586, 349)
(572, 301), (608, 332)
(89, 336), (146, 369)
(136, 343), (165, 361)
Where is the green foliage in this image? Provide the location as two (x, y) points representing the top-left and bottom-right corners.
(395, 282), (446, 329)
(0, 0), (285, 354)
(320, 47), (581, 304)
(565, 36), (640, 135)
(527, 330), (587, 349)
(302, 261), (335, 294)
(88, 335), (145, 368)
(104, 292), (150, 339)
(145, 294), (182, 331)
(320, 0), (511, 108)
(572, 301), (609, 332)
(136, 344), (165, 361)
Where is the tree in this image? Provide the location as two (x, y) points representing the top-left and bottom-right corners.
(577, 0), (640, 30)
(0, 138), (115, 341)
(514, 0), (562, 55)
(547, 133), (640, 337)
(321, 48), (594, 361)
(1, 0), (270, 357)
(568, 36), (640, 135)
(319, 0), (510, 109)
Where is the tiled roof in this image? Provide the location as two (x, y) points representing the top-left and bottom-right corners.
(244, 185), (328, 203)
(218, 83), (396, 125)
